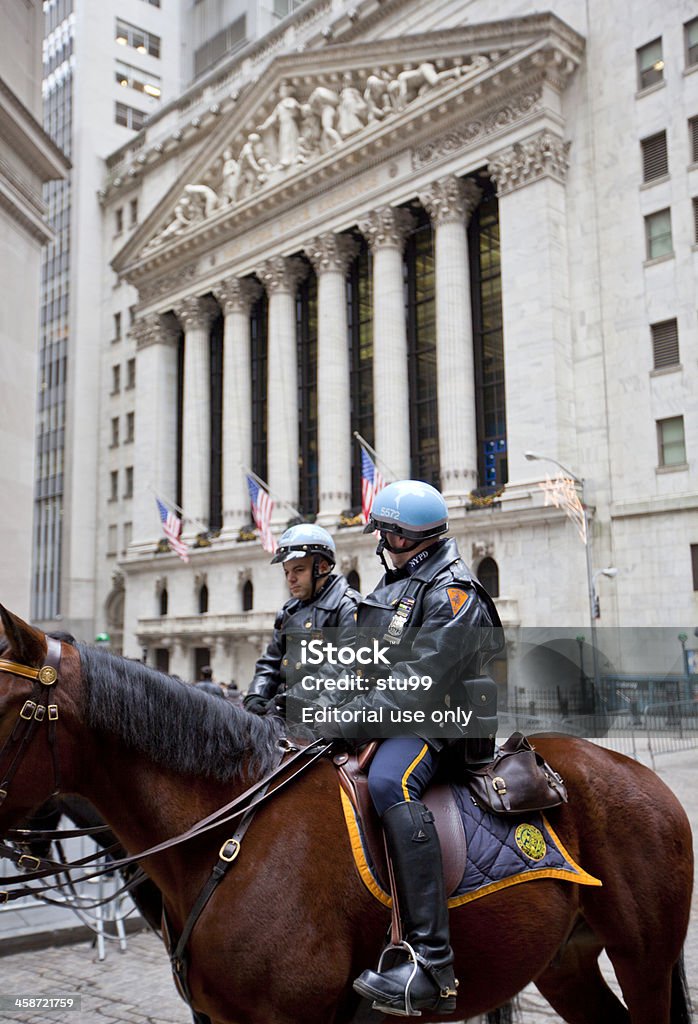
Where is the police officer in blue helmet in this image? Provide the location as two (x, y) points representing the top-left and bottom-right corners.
(292, 481), (501, 1016)
(244, 524), (360, 715)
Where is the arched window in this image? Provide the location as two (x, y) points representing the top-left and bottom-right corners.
(242, 580), (253, 611)
(346, 569), (360, 591)
(159, 588), (168, 616)
(198, 583), (209, 614)
(477, 557), (499, 599)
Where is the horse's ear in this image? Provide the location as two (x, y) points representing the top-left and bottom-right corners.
(0, 605), (46, 667)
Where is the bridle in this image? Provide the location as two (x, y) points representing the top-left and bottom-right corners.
(0, 636), (62, 810)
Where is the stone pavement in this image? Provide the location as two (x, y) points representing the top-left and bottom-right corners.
(0, 747), (694, 1024)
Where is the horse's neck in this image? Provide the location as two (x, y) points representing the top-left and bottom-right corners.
(73, 740), (241, 859)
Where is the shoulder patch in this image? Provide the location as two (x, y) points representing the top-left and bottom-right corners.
(446, 587), (469, 616)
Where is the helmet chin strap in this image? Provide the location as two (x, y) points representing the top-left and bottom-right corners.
(375, 532), (422, 573)
(309, 558), (332, 600)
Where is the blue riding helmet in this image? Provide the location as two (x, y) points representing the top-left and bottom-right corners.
(270, 523), (336, 566)
(364, 480), (448, 541)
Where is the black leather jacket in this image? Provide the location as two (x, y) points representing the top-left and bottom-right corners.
(295, 538), (502, 745)
(248, 573), (360, 701)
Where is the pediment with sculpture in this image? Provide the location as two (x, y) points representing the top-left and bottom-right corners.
(143, 56), (491, 253)
(114, 15), (584, 277)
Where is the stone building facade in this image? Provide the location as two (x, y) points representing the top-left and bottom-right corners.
(96, 0), (697, 684)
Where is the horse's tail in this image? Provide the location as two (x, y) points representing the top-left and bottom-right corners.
(672, 952), (693, 1024)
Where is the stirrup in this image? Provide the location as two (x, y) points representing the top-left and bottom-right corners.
(371, 940), (458, 1017)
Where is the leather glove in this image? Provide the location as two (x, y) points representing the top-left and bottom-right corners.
(243, 694), (271, 715)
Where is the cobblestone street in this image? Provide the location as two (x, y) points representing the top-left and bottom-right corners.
(0, 747), (694, 1023)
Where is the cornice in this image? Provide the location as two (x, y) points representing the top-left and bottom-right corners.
(0, 160), (53, 244)
(0, 76), (70, 182)
(488, 128), (571, 195)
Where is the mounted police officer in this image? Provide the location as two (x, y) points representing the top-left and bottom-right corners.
(243, 524), (360, 715)
(289, 481), (501, 1017)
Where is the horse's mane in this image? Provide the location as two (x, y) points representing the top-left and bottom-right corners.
(77, 642), (283, 784)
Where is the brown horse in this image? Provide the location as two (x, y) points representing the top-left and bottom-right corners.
(0, 606), (693, 1024)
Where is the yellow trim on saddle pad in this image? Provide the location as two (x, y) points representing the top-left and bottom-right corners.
(338, 787), (602, 910)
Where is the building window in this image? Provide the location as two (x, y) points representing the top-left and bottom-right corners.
(296, 266), (318, 517)
(115, 207), (123, 234)
(692, 545), (698, 590)
(110, 416), (120, 447)
(405, 206), (439, 486)
(477, 557), (500, 599)
(250, 289), (268, 485)
(113, 311), (122, 340)
(637, 38), (664, 90)
(657, 416), (686, 467)
(115, 101), (147, 131)
(129, 198), (139, 226)
(690, 116), (698, 164)
(242, 580), (253, 611)
(645, 209), (672, 259)
(111, 364), (121, 394)
(110, 470), (118, 502)
(470, 188), (508, 492)
(193, 15), (247, 79)
(115, 60), (161, 98)
(125, 411), (135, 443)
(124, 465), (134, 498)
(686, 17), (698, 69)
(159, 588), (168, 616)
(155, 648), (169, 672)
(651, 319), (680, 369)
(107, 524), (118, 555)
(641, 131), (668, 182)
(123, 521), (132, 551)
(126, 357), (136, 390)
(115, 19), (160, 58)
(198, 583), (209, 614)
(347, 235), (374, 511)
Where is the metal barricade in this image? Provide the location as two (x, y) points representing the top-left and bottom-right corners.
(644, 699), (698, 769)
(0, 833), (137, 959)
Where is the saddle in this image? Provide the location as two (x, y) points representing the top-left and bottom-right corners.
(333, 743), (467, 897)
(333, 734), (568, 896)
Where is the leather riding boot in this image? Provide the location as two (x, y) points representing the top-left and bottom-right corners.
(353, 800), (457, 1017)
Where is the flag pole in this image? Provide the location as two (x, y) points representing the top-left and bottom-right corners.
(353, 432), (399, 482)
(148, 485), (210, 536)
(240, 465), (304, 520)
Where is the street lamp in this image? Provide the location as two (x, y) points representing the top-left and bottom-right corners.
(524, 451), (617, 704)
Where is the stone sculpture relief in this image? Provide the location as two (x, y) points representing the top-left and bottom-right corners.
(146, 56), (490, 250)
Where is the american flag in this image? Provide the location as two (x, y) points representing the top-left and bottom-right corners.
(360, 448), (384, 525)
(246, 476), (277, 553)
(156, 498), (189, 562)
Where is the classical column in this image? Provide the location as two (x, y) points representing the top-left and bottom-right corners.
(130, 313), (180, 547)
(213, 276), (262, 531)
(359, 207), (414, 480)
(488, 129), (573, 484)
(258, 256), (308, 520)
(305, 233), (359, 524)
(419, 175), (482, 501)
(173, 295), (219, 532)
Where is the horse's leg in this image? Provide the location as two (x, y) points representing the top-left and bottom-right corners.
(534, 923), (629, 1024)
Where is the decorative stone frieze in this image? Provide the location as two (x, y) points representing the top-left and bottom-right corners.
(137, 264), (198, 304)
(258, 255), (309, 294)
(305, 233), (359, 274)
(173, 294), (219, 331)
(488, 129), (570, 196)
(213, 276), (262, 316)
(419, 175), (482, 226)
(129, 314), (179, 350)
(358, 206), (415, 252)
(411, 89), (542, 168)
